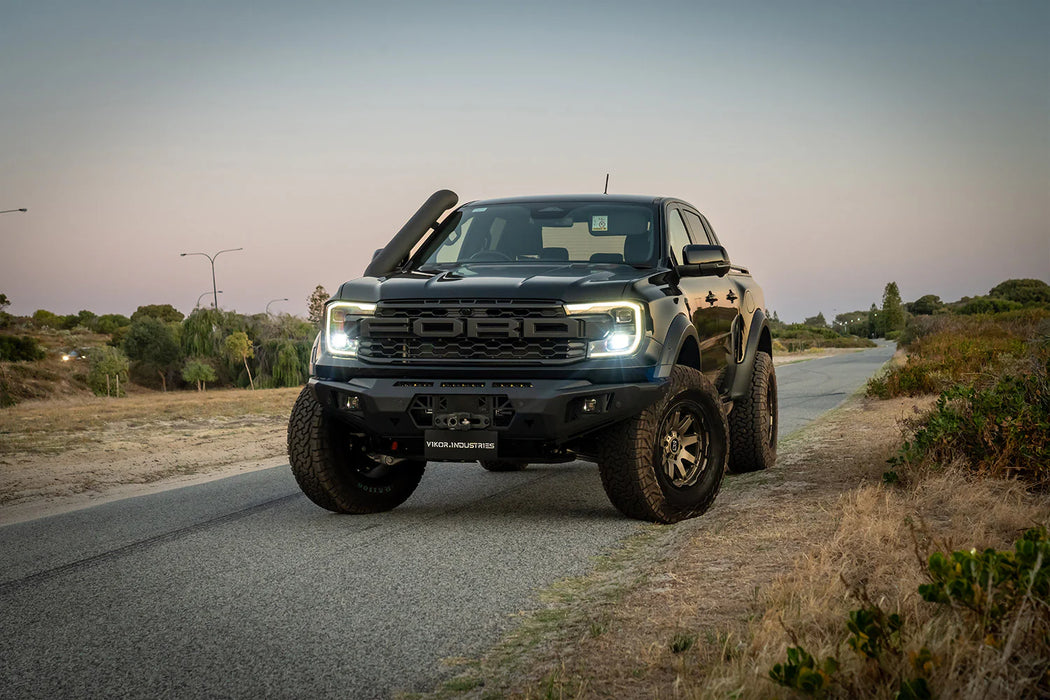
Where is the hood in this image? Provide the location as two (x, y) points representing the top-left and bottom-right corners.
(336, 263), (653, 304)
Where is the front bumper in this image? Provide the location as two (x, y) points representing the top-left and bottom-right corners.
(310, 375), (668, 460)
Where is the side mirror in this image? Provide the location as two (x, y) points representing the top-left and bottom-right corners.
(678, 244), (731, 277)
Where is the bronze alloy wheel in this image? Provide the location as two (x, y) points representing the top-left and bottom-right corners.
(656, 398), (712, 490)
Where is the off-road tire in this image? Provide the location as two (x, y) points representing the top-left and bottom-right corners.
(287, 386), (425, 513)
(480, 460), (529, 472)
(596, 365), (728, 523)
(728, 351), (777, 473)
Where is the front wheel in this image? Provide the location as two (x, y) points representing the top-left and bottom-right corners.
(728, 351), (778, 473)
(287, 387), (425, 513)
(597, 365), (728, 523)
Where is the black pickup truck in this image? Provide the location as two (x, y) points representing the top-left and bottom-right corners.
(288, 190), (777, 522)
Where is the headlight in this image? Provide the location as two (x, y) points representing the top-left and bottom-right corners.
(325, 301), (376, 357)
(564, 301), (645, 358)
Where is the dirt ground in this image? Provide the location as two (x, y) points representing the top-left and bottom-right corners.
(0, 387), (301, 525)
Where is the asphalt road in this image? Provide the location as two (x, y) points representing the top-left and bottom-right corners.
(0, 343), (894, 699)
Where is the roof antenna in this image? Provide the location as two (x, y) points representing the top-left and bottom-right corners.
(603, 173), (609, 195)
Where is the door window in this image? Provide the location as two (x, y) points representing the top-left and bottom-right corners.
(667, 209), (692, 264)
(681, 210), (713, 245)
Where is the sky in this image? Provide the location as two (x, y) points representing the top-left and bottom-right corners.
(1, 0), (1047, 323)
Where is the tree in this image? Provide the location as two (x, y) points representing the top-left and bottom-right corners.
(224, 331), (256, 390)
(803, 312), (827, 328)
(834, 310), (870, 337)
(308, 285), (329, 328)
(988, 278), (1050, 306)
(96, 314), (131, 335)
(0, 293), (9, 312)
(87, 346), (130, 397)
(271, 340), (304, 387)
(905, 294), (944, 316)
(123, 317), (182, 390)
(881, 282), (905, 335)
(131, 304), (185, 324)
(31, 309), (62, 328)
(181, 358), (217, 391)
(868, 303), (881, 338)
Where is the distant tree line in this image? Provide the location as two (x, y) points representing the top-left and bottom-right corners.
(0, 288), (325, 396)
(771, 278), (1049, 348)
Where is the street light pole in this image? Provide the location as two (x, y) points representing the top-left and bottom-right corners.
(265, 298), (289, 315)
(0, 208), (27, 214)
(180, 248), (243, 310)
(196, 290), (223, 309)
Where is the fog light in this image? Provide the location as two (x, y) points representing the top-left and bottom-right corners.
(581, 397), (599, 413)
(343, 394), (361, 410)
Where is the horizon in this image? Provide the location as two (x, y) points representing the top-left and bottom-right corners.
(2, 1), (1048, 323)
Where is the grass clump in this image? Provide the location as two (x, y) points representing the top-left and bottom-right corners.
(768, 527), (1050, 699)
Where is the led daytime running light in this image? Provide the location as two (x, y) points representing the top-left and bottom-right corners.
(564, 301), (645, 358)
(325, 301), (376, 357)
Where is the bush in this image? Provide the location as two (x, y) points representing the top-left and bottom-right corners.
(957, 296), (1023, 315)
(0, 335), (46, 362)
(867, 315), (1038, 398)
(770, 527), (1050, 698)
(87, 346), (130, 397)
(889, 347), (1050, 486)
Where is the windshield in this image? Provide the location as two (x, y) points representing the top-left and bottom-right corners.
(415, 201), (658, 267)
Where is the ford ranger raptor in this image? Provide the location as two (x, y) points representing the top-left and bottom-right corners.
(288, 190), (777, 523)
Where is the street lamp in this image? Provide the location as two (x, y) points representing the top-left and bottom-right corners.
(196, 290), (223, 309)
(180, 247), (242, 310)
(1, 208), (27, 214)
(266, 298), (288, 315)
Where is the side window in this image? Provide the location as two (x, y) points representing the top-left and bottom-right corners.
(681, 210), (713, 244)
(666, 209), (692, 265)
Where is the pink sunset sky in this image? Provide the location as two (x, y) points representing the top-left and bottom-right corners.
(2, 1), (1047, 322)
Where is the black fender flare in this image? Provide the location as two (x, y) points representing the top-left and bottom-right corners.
(654, 313), (701, 378)
(729, 309), (772, 399)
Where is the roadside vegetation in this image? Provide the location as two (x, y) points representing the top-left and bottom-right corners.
(419, 278), (1050, 699)
(0, 287), (329, 406)
(730, 291), (1050, 698)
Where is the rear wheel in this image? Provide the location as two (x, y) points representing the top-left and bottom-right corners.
(287, 387), (425, 513)
(597, 365), (728, 523)
(480, 460), (529, 472)
(728, 351), (778, 473)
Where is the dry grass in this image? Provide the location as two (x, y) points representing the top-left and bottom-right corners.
(0, 387), (300, 454)
(0, 387), (301, 518)
(707, 473), (1048, 699)
(423, 394), (1049, 699)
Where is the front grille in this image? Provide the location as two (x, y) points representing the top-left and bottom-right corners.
(359, 337), (587, 362)
(359, 299), (588, 364)
(376, 298), (564, 319)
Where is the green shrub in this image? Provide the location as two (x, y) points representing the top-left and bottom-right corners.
(770, 528), (1049, 698)
(769, 646), (837, 694)
(87, 346), (129, 397)
(919, 526), (1049, 634)
(889, 345), (1049, 485)
(0, 335), (46, 362)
